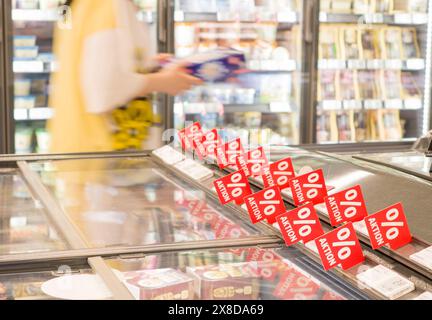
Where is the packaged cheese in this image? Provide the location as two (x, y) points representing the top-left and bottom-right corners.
(319, 26), (340, 59)
(340, 27), (362, 60)
(360, 27), (380, 60)
(401, 28), (420, 59)
(380, 27), (403, 59)
(380, 70), (403, 100)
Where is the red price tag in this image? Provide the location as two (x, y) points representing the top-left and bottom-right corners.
(214, 219), (247, 239)
(213, 169), (252, 205)
(263, 157), (295, 190)
(314, 222), (365, 271)
(289, 169), (328, 206)
(236, 147), (269, 177)
(276, 203), (324, 246)
(364, 202), (412, 250)
(324, 185), (368, 226)
(178, 122), (203, 151)
(196, 129), (222, 160)
(244, 186), (286, 224)
(215, 138), (244, 169)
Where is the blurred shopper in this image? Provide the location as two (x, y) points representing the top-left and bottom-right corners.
(49, 0), (201, 153)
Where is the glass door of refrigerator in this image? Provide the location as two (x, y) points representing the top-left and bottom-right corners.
(172, 0), (303, 147)
(316, 0), (431, 144)
(10, 0), (162, 154)
(28, 157), (265, 248)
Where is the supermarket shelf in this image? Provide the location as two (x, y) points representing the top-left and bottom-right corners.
(174, 10), (298, 23)
(175, 102), (296, 114)
(318, 59), (425, 71)
(317, 99), (423, 111)
(13, 60), (57, 73)
(14, 108), (54, 121)
(319, 12), (429, 25)
(12, 9), (59, 22)
(248, 59), (297, 72)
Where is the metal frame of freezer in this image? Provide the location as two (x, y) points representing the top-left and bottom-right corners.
(0, 150), (429, 300)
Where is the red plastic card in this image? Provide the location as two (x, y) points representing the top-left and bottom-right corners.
(244, 186), (286, 224)
(324, 185), (368, 226)
(314, 222), (365, 271)
(236, 147), (269, 177)
(213, 169), (252, 205)
(364, 202), (412, 250)
(276, 203), (324, 246)
(263, 157), (295, 190)
(289, 169), (328, 206)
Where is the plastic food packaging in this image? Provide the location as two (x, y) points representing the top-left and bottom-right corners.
(174, 49), (246, 83)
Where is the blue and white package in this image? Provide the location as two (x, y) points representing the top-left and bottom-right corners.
(181, 49), (246, 83)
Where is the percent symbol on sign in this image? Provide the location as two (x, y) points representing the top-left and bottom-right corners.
(273, 161), (293, 185)
(304, 172), (323, 198)
(332, 227), (356, 261)
(340, 189), (362, 218)
(259, 189), (281, 216)
(381, 207), (404, 240)
(292, 207), (316, 237)
(228, 173), (246, 198)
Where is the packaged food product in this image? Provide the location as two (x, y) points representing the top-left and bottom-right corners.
(357, 70), (379, 99)
(331, 0), (353, 13)
(36, 129), (51, 153)
(380, 70), (402, 100)
(380, 27), (403, 60)
(14, 79), (31, 96)
(318, 70), (338, 101)
(377, 109), (403, 140)
(359, 27), (379, 60)
(392, 0), (428, 13)
(401, 28), (420, 59)
(340, 27), (361, 60)
(121, 268), (194, 300)
(374, 0), (392, 12)
(186, 263), (260, 300)
(401, 72), (422, 99)
(175, 49), (246, 83)
(353, 0), (370, 14)
(337, 110), (355, 142)
(13, 35), (37, 47)
(319, 26), (340, 59)
(14, 46), (39, 60)
(353, 111), (367, 142)
(339, 70), (359, 100)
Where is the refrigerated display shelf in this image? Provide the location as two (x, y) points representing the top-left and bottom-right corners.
(174, 11), (298, 23)
(13, 61), (57, 74)
(318, 59), (425, 71)
(175, 102), (296, 114)
(12, 9), (59, 22)
(317, 99), (423, 111)
(14, 108), (53, 121)
(319, 12), (429, 25)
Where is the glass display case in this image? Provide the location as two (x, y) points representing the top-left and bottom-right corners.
(0, 148), (430, 300)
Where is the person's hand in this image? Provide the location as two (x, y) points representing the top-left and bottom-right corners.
(158, 62), (203, 96)
(152, 53), (173, 65)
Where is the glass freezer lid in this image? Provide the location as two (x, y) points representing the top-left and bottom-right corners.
(104, 246), (363, 300)
(268, 150), (432, 244)
(28, 158), (262, 249)
(0, 268), (112, 300)
(0, 169), (66, 255)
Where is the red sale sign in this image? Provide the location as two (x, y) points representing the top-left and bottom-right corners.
(196, 129), (222, 159)
(276, 203), (324, 246)
(314, 222), (365, 271)
(263, 157), (295, 190)
(364, 202), (412, 250)
(213, 169), (252, 205)
(273, 269), (320, 300)
(324, 185), (368, 226)
(236, 147), (269, 177)
(244, 186), (286, 224)
(215, 138), (244, 169)
(289, 169), (328, 206)
(178, 128), (192, 150)
(246, 248), (283, 281)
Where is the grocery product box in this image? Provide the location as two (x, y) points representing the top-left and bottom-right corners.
(120, 268), (194, 300)
(14, 46), (39, 60)
(177, 49), (246, 82)
(186, 262), (260, 300)
(14, 35), (37, 47)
